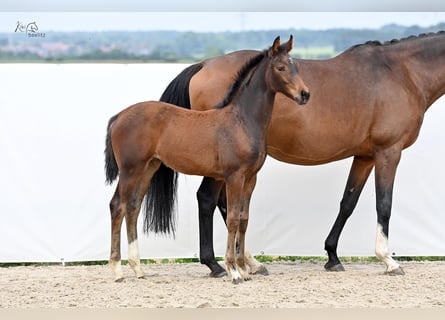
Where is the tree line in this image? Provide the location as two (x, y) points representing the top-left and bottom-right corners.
(1, 23), (444, 62)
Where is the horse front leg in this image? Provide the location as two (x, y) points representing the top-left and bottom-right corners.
(324, 156), (374, 271)
(197, 177), (226, 277)
(374, 148), (405, 275)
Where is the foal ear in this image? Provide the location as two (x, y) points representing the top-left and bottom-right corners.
(269, 36), (281, 57)
(285, 35), (294, 53)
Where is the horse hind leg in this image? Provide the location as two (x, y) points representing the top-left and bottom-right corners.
(324, 156), (374, 272)
(197, 177), (227, 277)
(374, 149), (405, 275)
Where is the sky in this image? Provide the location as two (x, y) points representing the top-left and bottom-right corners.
(1, 12), (445, 33)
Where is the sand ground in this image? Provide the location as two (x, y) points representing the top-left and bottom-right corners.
(1, 261), (445, 308)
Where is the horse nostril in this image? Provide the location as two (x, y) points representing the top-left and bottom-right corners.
(301, 90), (310, 103)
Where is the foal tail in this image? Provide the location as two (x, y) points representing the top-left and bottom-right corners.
(142, 62), (204, 236)
(104, 113), (119, 184)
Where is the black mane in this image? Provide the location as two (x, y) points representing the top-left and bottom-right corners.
(346, 30), (445, 52)
(213, 50), (267, 109)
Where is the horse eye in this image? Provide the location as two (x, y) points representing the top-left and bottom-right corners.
(277, 66), (285, 72)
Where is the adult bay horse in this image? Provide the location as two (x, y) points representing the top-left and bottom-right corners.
(104, 36), (310, 283)
(157, 31), (445, 277)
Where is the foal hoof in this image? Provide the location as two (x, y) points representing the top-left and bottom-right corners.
(251, 265), (269, 276)
(232, 277), (243, 285)
(324, 263), (345, 272)
(114, 277), (125, 283)
(385, 267), (405, 276)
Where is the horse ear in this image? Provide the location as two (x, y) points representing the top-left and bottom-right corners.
(269, 36), (281, 57)
(285, 35), (294, 53)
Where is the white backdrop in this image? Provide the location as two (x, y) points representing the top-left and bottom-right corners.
(0, 63), (444, 263)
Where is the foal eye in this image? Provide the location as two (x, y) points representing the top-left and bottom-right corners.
(277, 66), (285, 72)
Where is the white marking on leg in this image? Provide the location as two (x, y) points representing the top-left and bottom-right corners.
(225, 257), (243, 284)
(110, 259), (124, 281)
(230, 268), (242, 283)
(375, 224), (400, 272)
(128, 240), (145, 278)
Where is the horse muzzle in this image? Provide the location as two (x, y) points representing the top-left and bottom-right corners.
(295, 90), (310, 105)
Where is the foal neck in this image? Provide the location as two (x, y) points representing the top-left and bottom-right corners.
(232, 56), (277, 131)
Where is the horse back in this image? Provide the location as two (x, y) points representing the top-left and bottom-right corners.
(189, 50), (260, 110)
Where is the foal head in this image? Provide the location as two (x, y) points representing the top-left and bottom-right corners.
(267, 36), (310, 105)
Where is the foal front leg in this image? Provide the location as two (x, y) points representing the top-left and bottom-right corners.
(234, 175), (257, 281)
(224, 179), (245, 284)
(217, 188), (268, 276)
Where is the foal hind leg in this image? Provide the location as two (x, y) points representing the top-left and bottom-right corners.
(324, 156), (374, 272)
(109, 186), (125, 282)
(125, 159), (161, 279)
(374, 149), (404, 275)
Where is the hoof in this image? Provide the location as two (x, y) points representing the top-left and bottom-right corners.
(210, 269), (228, 278)
(325, 263), (345, 272)
(232, 277), (243, 285)
(137, 275), (146, 280)
(206, 261), (227, 278)
(114, 277), (124, 283)
(251, 265), (269, 276)
(385, 267), (405, 276)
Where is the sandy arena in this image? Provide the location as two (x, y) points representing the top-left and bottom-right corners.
(1, 260), (445, 308)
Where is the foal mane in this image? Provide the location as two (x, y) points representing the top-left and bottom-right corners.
(213, 50), (267, 109)
(346, 30), (445, 51)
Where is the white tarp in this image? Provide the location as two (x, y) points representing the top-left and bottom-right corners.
(1, 63), (444, 263)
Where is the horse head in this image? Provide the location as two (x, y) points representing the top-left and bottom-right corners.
(267, 35), (310, 105)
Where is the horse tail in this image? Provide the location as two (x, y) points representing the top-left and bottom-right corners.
(104, 113), (120, 184)
(159, 62), (203, 109)
(142, 63), (203, 236)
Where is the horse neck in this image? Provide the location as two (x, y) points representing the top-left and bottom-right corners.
(389, 34), (445, 108)
(233, 59), (276, 133)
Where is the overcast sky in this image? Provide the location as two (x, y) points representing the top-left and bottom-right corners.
(1, 12), (445, 33)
